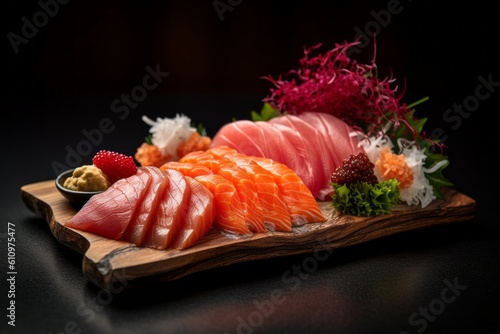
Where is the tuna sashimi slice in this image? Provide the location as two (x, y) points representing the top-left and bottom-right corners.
(250, 156), (326, 225)
(65, 169), (151, 240)
(269, 115), (337, 198)
(297, 111), (364, 165)
(170, 176), (216, 250)
(143, 169), (191, 250)
(269, 121), (322, 197)
(194, 174), (252, 237)
(209, 120), (269, 158)
(121, 167), (168, 246)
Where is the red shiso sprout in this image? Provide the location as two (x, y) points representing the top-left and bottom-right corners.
(261, 39), (425, 143)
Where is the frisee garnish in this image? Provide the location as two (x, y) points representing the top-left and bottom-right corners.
(331, 179), (401, 216)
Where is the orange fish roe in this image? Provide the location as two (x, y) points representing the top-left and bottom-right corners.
(375, 146), (414, 189)
(176, 132), (212, 160)
(135, 142), (171, 167)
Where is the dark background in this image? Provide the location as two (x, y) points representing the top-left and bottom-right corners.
(2, 1), (500, 333)
(4, 0), (499, 191)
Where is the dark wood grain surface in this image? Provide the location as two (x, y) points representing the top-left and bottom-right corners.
(21, 180), (476, 290)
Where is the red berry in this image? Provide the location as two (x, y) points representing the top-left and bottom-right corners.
(92, 150), (138, 184)
(331, 152), (378, 185)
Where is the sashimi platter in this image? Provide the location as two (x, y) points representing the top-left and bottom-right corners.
(21, 41), (476, 290)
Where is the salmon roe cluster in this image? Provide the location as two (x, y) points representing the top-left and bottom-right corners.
(176, 132), (212, 160)
(135, 143), (171, 167)
(375, 146), (413, 189)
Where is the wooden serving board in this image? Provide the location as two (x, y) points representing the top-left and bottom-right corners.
(21, 180), (476, 290)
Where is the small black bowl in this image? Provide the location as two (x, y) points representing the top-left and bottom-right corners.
(55, 169), (103, 206)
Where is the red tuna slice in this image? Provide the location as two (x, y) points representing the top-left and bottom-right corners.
(297, 111), (364, 166)
(160, 161), (212, 178)
(210, 120), (270, 158)
(253, 121), (291, 164)
(170, 176), (216, 250)
(142, 169), (191, 250)
(266, 121), (321, 198)
(250, 156), (326, 226)
(121, 167), (168, 246)
(194, 173), (252, 237)
(269, 115), (338, 199)
(220, 153), (292, 233)
(65, 168), (152, 240)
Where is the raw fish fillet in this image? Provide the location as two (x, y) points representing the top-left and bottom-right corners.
(209, 146), (324, 226)
(208, 120), (269, 158)
(296, 111), (364, 165)
(65, 168), (151, 240)
(143, 169), (191, 250)
(217, 164), (267, 233)
(194, 174), (252, 237)
(210, 150), (292, 232)
(210, 112), (365, 199)
(121, 167), (168, 246)
(250, 156), (326, 225)
(160, 161), (212, 177)
(178, 151), (267, 233)
(170, 176), (216, 250)
(269, 115), (337, 198)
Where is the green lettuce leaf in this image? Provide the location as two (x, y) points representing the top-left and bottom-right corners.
(251, 103), (280, 122)
(332, 180), (401, 216)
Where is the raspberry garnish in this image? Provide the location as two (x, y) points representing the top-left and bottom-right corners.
(92, 150), (138, 184)
(331, 152), (378, 185)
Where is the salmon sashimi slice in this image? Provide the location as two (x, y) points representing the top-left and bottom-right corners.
(65, 168), (152, 240)
(178, 151), (225, 173)
(121, 167), (168, 246)
(207, 145), (238, 157)
(160, 161), (212, 177)
(170, 176), (216, 250)
(194, 174), (252, 237)
(213, 153), (292, 232)
(179, 151), (267, 233)
(216, 164), (267, 233)
(250, 156), (326, 225)
(208, 146), (292, 232)
(209, 145), (325, 224)
(142, 169), (191, 250)
(178, 150), (215, 164)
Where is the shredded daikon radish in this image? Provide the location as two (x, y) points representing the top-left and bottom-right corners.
(142, 114), (196, 160)
(357, 130), (443, 208)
